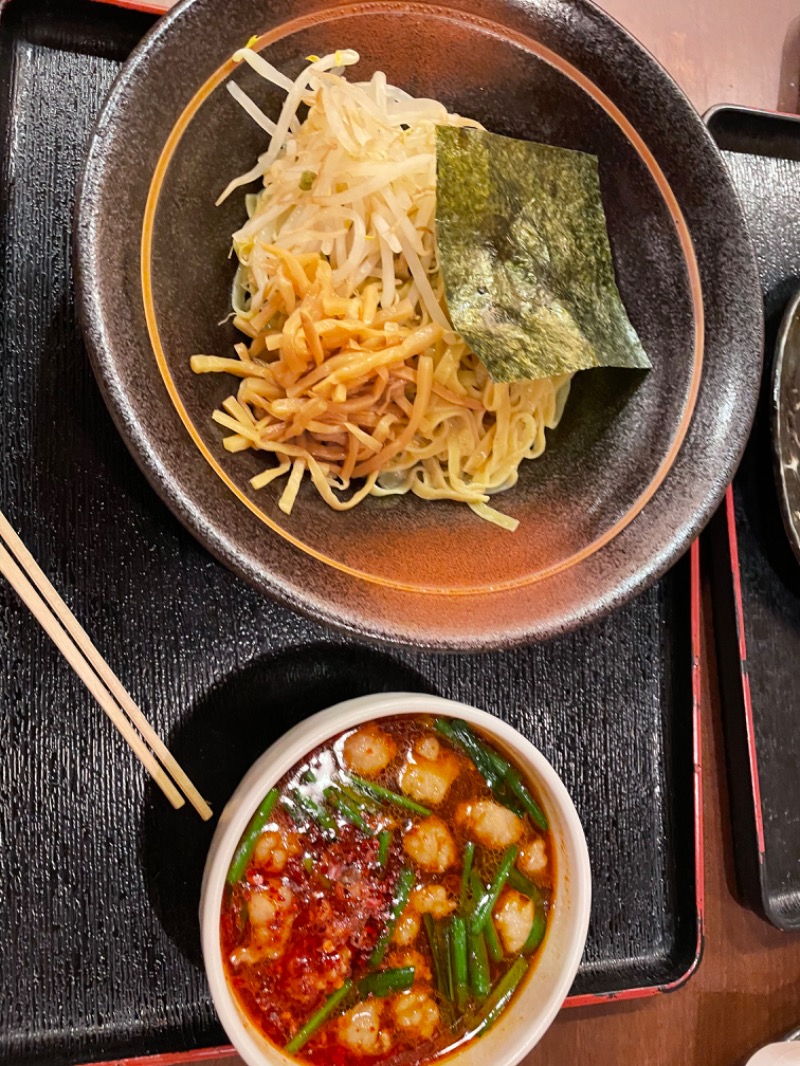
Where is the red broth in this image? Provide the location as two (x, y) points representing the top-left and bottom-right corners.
(220, 714), (554, 1064)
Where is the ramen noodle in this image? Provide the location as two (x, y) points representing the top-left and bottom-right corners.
(192, 50), (572, 531)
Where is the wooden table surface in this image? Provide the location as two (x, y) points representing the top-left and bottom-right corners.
(134, 4), (800, 1066)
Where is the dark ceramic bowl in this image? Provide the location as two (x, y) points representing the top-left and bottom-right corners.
(75, 0), (762, 650)
(772, 287), (800, 566)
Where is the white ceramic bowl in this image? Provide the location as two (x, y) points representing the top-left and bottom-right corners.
(200, 693), (592, 1066)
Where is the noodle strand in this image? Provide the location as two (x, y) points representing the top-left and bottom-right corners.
(193, 52), (573, 530)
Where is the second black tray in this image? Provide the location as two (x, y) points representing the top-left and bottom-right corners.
(0, 1), (700, 1063)
(707, 105), (800, 931)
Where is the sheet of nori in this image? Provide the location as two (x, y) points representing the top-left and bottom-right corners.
(436, 125), (651, 381)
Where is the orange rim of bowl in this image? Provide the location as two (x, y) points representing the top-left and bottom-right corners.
(140, 1), (704, 597)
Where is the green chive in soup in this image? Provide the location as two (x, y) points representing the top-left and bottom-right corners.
(220, 715), (554, 1064)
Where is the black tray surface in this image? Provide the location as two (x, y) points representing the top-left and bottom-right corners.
(707, 106), (800, 931)
(0, 2), (697, 1064)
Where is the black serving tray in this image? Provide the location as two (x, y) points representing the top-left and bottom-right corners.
(0, 2), (701, 1064)
(707, 105), (800, 931)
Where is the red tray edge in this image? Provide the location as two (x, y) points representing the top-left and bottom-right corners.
(721, 485), (766, 856)
(82, 1053), (236, 1066)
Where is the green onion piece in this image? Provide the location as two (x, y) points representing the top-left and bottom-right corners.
(468, 929), (491, 1000)
(424, 914), (455, 1004)
(436, 719), (545, 828)
(441, 920), (455, 1003)
(299, 169), (317, 191)
(470, 870), (503, 962)
(459, 842), (476, 913)
(284, 979), (353, 1054)
(441, 722), (524, 819)
(302, 854), (314, 874)
(338, 783), (383, 813)
(301, 769), (317, 784)
(435, 719), (501, 788)
(423, 914), (445, 996)
(347, 774), (432, 817)
(378, 829), (392, 868)
(484, 914), (504, 963)
(281, 798), (303, 825)
(468, 958), (529, 1038)
(450, 719), (511, 779)
(469, 870), (484, 904)
(369, 866), (415, 966)
(453, 719), (509, 770)
(226, 788), (279, 885)
(480, 742), (511, 778)
(324, 787), (373, 835)
(469, 845), (518, 936)
(447, 722), (533, 822)
(451, 916), (469, 1012)
(505, 769), (548, 831)
(523, 895), (547, 955)
(293, 789), (337, 837)
(440, 717), (512, 778)
(508, 867), (542, 899)
(359, 966), (416, 998)
(494, 782), (526, 818)
(473, 874), (503, 967)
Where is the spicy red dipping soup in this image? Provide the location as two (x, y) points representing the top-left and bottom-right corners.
(221, 714), (554, 1064)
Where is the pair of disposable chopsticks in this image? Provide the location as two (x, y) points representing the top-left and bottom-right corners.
(0, 510), (212, 820)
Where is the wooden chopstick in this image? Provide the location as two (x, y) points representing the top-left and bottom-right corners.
(0, 513), (212, 820)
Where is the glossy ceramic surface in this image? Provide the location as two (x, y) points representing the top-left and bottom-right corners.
(75, 0), (763, 648)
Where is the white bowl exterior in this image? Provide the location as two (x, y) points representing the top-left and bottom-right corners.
(200, 694), (592, 1066)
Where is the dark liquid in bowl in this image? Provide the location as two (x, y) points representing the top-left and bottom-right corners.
(220, 714), (554, 1064)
